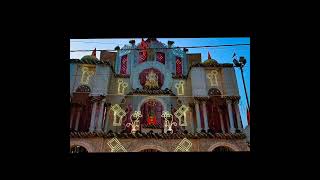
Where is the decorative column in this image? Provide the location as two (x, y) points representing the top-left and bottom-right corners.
(189, 111), (195, 133)
(218, 108), (225, 133)
(227, 99), (236, 133)
(234, 100), (243, 131)
(96, 99), (106, 132)
(89, 101), (97, 132)
(104, 106), (109, 132)
(74, 106), (82, 131)
(195, 101), (201, 132)
(70, 106), (75, 129)
(202, 101), (209, 131)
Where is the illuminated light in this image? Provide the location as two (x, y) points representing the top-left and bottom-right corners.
(207, 70), (218, 86)
(110, 104), (126, 126)
(174, 104), (189, 126)
(117, 79), (128, 95)
(174, 138), (192, 152)
(125, 111), (142, 133)
(175, 81), (185, 95)
(107, 138), (127, 152)
(80, 66), (95, 85)
(161, 111), (177, 133)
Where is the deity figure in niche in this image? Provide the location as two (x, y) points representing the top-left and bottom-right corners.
(145, 70), (159, 89)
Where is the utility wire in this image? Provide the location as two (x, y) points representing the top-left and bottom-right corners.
(70, 43), (250, 52)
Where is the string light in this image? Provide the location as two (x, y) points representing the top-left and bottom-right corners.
(110, 104), (126, 126)
(207, 70), (218, 86)
(174, 105), (189, 126)
(70, 43), (250, 52)
(175, 81), (185, 95)
(174, 138), (192, 152)
(107, 138), (127, 152)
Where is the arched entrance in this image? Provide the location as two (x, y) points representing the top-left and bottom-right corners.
(70, 85), (92, 131)
(212, 146), (235, 152)
(140, 99), (164, 127)
(70, 145), (88, 154)
(208, 142), (240, 151)
(133, 145), (168, 152)
(206, 88), (229, 133)
(139, 149), (161, 152)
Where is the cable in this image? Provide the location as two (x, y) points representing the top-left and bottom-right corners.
(70, 43), (250, 52)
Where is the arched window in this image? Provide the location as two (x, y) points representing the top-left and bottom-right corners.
(70, 145), (88, 154)
(76, 85), (91, 93)
(120, 55), (128, 74)
(156, 52), (165, 64)
(212, 146), (235, 152)
(176, 57), (182, 76)
(208, 88), (221, 97)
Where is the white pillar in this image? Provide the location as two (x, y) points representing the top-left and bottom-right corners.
(89, 102), (97, 132)
(104, 106), (109, 132)
(70, 106), (75, 129)
(195, 101), (201, 132)
(218, 108), (225, 133)
(75, 107), (81, 131)
(234, 101), (243, 131)
(96, 99), (106, 132)
(202, 101), (209, 132)
(227, 99), (236, 133)
(189, 111), (195, 133)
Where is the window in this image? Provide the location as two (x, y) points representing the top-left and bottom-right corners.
(120, 55), (128, 74)
(156, 52), (165, 64)
(139, 51), (147, 64)
(176, 57), (182, 76)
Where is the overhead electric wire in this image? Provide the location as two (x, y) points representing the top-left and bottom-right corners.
(70, 43), (250, 52)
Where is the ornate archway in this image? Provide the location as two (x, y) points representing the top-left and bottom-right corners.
(70, 141), (95, 152)
(207, 142), (240, 152)
(140, 99), (164, 126)
(133, 145), (168, 152)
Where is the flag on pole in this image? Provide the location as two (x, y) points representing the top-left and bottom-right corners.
(208, 52), (211, 59)
(91, 48), (96, 57)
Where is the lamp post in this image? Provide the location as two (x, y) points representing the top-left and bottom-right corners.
(233, 56), (250, 110)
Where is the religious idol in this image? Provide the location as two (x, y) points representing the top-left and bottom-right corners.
(145, 70), (159, 89)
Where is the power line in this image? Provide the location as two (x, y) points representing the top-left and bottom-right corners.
(70, 43), (250, 52)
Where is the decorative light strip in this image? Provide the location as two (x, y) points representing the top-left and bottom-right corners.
(161, 111), (177, 133)
(174, 104), (189, 126)
(117, 79), (128, 95)
(175, 81), (184, 95)
(80, 66), (95, 85)
(207, 70), (218, 86)
(107, 138), (127, 152)
(174, 138), (192, 152)
(110, 104), (126, 126)
(125, 111), (142, 133)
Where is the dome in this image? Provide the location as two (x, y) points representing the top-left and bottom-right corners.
(203, 58), (218, 64)
(80, 55), (99, 63)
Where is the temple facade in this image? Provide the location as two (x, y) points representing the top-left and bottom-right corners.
(69, 38), (249, 152)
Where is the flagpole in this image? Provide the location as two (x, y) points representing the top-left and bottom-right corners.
(233, 56), (250, 110)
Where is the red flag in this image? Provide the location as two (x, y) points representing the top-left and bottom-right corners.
(91, 48), (96, 57)
(208, 52), (211, 59)
(247, 108), (250, 125)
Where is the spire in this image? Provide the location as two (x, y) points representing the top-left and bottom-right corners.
(208, 52), (211, 59)
(91, 48), (96, 57)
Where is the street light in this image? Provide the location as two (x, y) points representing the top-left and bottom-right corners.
(233, 56), (250, 110)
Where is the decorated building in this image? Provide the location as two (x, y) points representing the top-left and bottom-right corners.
(69, 38), (250, 152)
